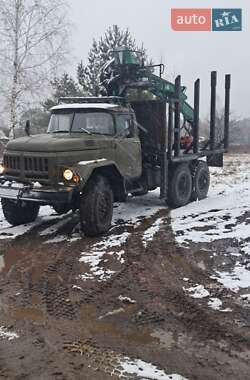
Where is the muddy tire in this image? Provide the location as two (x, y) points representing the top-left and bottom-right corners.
(167, 164), (192, 208)
(1, 198), (40, 226)
(191, 161), (210, 201)
(80, 175), (113, 237)
(53, 203), (71, 215)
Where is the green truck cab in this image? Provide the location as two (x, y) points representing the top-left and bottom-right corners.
(0, 100), (145, 236)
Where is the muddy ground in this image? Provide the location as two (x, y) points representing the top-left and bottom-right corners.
(0, 154), (249, 380)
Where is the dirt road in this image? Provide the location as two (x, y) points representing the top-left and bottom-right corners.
(0, 154), (249, 380)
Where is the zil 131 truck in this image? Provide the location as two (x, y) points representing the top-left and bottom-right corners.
(0, 48), (231, 236)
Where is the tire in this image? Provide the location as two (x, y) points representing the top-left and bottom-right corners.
(1, 198), (40, 226)
(53, 203), (71, 215)
(80, 175), (113, 237)
(191, 161), (210, 201)
(114, 191), (127, 203)
(168, 164), (192, 208)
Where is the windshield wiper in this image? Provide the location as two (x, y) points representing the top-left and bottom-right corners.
(80, 127), (92, 135)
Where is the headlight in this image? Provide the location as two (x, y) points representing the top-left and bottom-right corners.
(0, 164), (5, 175)
(63, 169), (73, 181)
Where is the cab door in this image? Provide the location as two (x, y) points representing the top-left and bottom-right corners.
(114, 114), (142, 179)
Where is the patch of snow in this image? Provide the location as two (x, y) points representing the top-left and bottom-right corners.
(44, 235), (66, 244)
(118, 295), (136, 304)
(117, 357), (188, 380)
(98, 308), (125, 320)
(211, 265), (250, 292)
(95, 233), (130, 250)
(172, 155), (250, 295)
(171, 155), (250, 255)
(80, 249), (116, 281)
(0, 326), (19, 341)
(184, 284), (210, 299)
(0, 205), (62, 240)
(208, 297), (222, 310)
(142, 217), (164, 247)
(72, 285), (84, 291)
(171, 183), (250, 248)
(79, 232), (130, 282)
(113, 189), (165, 227)
(51, 103), (119, 110)
(79, 273), (94, 281)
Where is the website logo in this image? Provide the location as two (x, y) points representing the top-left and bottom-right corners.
(171, 8), (242, 32)
(171, 9), (211, 31)
(212, 9), (242, 31)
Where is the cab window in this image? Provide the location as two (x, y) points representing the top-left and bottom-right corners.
(72, 112), (115, 135)
(116, 115), (134, 137)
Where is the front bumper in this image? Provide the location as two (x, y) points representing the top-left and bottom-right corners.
(0, 181), (76, 205)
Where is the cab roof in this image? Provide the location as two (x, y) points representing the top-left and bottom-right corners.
(51, 103), (126, 112)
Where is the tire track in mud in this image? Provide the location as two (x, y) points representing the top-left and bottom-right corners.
(2, 205), (249, 350)
(1, 200), (250, 379)
(0, 205), (169, 321)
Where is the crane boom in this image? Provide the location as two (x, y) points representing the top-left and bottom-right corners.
(99, 48), (194, 125)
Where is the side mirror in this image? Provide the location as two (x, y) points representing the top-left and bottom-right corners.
(25, 120), (30, 136)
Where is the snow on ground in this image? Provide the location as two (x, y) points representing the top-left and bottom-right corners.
(117, 357), (188, 380)
(118, 295), (136, 304)
(184, 284), (210, 299)
(39, 213), (72, 236)
(0, 154), (249, 296)
(112, 193), (164, 227)
(78, 192), (166, 282)
(0, 205), (63, 240)
(79, 232), (130, 281)
(211, 265), (250, 292)
(208, 297), (223, 311)
(172, 154), (250, 297)
(0, 326), (19, 341)
(142, 217), (164, 247)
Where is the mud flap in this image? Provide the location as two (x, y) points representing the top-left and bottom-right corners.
(207, 153), (223, 168)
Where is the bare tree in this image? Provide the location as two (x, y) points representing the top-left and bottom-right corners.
(201, 108), (237, 146)
(0, 0), (70, 137)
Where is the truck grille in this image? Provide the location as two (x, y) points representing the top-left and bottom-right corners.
(4, 155), (21, 171)
(4, 154), (49, 179)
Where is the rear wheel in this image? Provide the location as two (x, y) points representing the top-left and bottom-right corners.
(167, 164), (192, 208)
(191, 161), (210, 201)
(1, 198), (40, 226)
(80, 175), (113, 237)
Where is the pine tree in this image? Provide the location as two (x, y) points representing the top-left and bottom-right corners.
(43, 73), (84, 111)
(77, 25), (149, 96)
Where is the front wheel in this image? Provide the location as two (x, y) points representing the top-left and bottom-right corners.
(167, 164), (192, 208)
(1, 198), (40, 226)
(80, 175), (113, 237)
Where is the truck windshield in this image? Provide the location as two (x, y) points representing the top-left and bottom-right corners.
(48, 111), (115, 135)
(48, 113), (73, 133)
(71, 112), (114, 135)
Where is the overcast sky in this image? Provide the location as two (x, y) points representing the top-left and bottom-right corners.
(69, 0), (249, 119)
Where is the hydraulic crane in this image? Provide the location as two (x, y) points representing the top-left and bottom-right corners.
(100, 48), (194, 126)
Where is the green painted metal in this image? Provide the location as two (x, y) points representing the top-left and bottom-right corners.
(101, 48), (194, 125)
